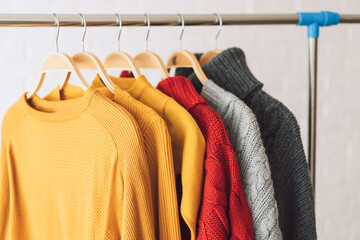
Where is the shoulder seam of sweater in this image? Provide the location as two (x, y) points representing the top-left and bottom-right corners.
(87, 92), (146, 168)
(272, 113), (302, 148)
(5, 111), (29, 144)
(161, 97), (174, 117)
(250, 90), (282, 113)
(83, 110), (119, 162)
(83, 95), (123, 167)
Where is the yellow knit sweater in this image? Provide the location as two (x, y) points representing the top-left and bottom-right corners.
(45, 84), (181, 240)
(92, 75), (206, 240)
(0, 87), (155, 240)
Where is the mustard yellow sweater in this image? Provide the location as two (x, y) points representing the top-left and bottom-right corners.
(92, 75), (206, 240)
(0, 87), (155, 240)
(45, 84), (181, 240)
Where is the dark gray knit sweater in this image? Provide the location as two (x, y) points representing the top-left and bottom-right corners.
(175, 47), (317, 240)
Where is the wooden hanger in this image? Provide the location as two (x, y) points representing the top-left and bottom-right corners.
(60, 13), (115, 93)
(134, 51), (169, 79)
(133, 14), (170, 79)
(199, 49), (221, 66)
(167, 50), (207, 84)
(27, 14), (89, 99)
(199, 13), (223, 65)
(27, 53), (90, 99)
(66, 52), (116, 92)
(103, 13), (141, 79)
(166, 14), (208, 84)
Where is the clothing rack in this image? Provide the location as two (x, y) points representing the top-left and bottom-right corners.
(1, 13), (360, 198)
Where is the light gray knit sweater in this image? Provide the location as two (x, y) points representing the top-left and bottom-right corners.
(201, 80), (283, 240)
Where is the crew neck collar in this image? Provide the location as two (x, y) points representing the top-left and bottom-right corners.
(21, 86), (97, 122)
(92, 74), (150, 100)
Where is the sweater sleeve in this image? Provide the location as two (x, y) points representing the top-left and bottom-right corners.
(87, 92), (156, 239)
(120, 131), (156, 240)
(0, 104), (26, 239)
(225, 100), (283, 240)
(196, 154), (230, 239)
(271, 115), (316, 240)
(0, 133), (9, 239)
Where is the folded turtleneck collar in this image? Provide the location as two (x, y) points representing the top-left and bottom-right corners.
(177, 47), (264, 100)
(157, 76), (207, 111)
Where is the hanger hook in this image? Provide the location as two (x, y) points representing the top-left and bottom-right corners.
(79, 13), (87, 52)
(144, 13), (150, 52)
(214, 13), (222, 49)
(177, 13), (185, 50)
(52, 13), (60, 52)
(115, 13), (122, 52)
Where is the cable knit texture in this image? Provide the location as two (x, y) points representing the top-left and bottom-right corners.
(157, 76), (254, 240)
(201, 80), (283, 240)
(0, 87), (155, 240)
(175, 47), (317, 240)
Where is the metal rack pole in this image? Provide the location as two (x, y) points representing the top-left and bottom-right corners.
(0, 13), (358, 27)
(0, 14), (301, 27)
(308, 37), (318, 196)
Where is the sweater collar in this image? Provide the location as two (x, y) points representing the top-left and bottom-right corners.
(157, 76), (207, 111)
(93, 74), (171, 119)
(178, 47), (264, 99)
(44, 81), (138, 116)
(21, 86), (97, 122)
(93, 73), (150, 100)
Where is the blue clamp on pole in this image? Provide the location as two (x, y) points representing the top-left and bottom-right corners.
(297, 11), (340, 38)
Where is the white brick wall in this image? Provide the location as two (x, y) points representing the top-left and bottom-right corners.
(0, 0), (359, 239)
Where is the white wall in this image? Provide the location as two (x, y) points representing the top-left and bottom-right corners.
(0, 0), (359, 239)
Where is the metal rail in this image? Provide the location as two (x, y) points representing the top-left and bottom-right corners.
(308, 38), (318, 197)
(0, 14), (300, 27)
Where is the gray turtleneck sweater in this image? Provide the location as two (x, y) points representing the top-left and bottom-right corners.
(202, 80), (283, 240)
(175, 48), (316, 240)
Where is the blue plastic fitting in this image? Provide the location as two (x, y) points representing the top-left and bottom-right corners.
(297, 11), (340, 38)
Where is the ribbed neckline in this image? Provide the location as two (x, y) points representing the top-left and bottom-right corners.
(178, 47), (264, 99)
(93, 73), (150, 100)
(21, 86), (97, 122)
(157, 76), (207, 111)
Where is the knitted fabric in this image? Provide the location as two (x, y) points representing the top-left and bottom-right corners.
(201, 80), (283, 240)
(175, 47), (316, 240)
(157, 76), (254, 240)
(44, 84), (181, 240)
(92, 74), (205, 240)
(0, 87), (155, 239)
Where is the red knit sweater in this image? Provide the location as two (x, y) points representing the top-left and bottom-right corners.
(157, 77), (254, 240)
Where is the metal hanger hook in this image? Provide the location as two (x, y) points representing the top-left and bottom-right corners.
(214, 13), (223, 49)
(177, 13), (185, 50)
(52, 13), (60, 52)
(115, 13), (122, 52)
(79, 13), (87, 52)
(144, 13), (150, 52)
